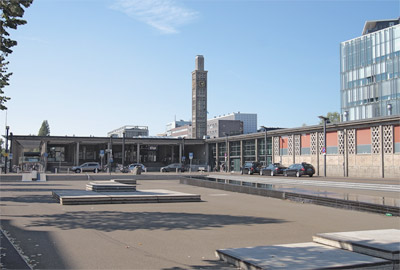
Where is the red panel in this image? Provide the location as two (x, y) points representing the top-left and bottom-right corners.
(280, 137), (288, 149)
(301, 134), (310, 148)
(326, 132), (337, 146)
(357, 128), (371, 145)
(394, 126), (400, 143)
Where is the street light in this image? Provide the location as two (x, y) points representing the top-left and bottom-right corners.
(260, 126), (267, 166)
(4, 126), (9, 174)
(387, 104), (392, 116)
(318, 116), (330, 177)
(225, 133), (228, 172)
(122, 131), (126, 166)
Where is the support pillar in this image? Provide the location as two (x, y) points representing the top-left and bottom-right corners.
(227, 140), (230, 172)
(240, 140), (243, 166)
(271, 136), (275, 164)
(75, 142), (80, 166)
(137, 143), (140, 163)
(179, 143), (182, 164)
(215, 142), (219, 169)
(380, 125), (384, 178)
(344, 129), (348, 177)
(255, 138), (258, 162)
(316, 132), (320, 176)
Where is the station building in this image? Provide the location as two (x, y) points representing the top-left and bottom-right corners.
(7, 115), (399, 178)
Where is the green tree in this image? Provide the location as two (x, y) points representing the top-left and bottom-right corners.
(1, 0), (33, 110)
(319, 112), (341, 124)
(38, 120), (50, 136)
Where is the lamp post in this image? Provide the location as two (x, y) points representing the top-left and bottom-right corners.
(318, 116), (329, 177)
(4, 126), (9, 174)
(343, 111), (349, 122)
(225, 134), (228, 172)
(261, 126), (267, 166)
(122, 131), (126, 166)
(387, 104), (392, 116)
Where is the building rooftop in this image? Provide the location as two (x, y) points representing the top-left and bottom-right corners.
(362, 17), (400, 35)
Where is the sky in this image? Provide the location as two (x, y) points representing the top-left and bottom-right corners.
(1, 0), (399, 137)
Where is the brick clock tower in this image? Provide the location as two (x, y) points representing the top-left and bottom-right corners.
(192, 55), (208, 139)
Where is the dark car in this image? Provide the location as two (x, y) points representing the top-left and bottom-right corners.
(283, 162), (315, 177)
(260, 163), (287, 176)
(160, 163), (185, 172)
(241, 162), (262, 175)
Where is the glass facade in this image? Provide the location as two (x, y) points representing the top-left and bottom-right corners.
(341, 24), (400, 120)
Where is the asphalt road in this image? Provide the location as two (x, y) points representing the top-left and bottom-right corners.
(1, 177), (399, 269)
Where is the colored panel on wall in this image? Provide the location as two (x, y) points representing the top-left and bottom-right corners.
(301, 147), (310, 155)
(280, 148), (288, 156)
(326, 132), (338, 146)
(357, 145), (371, 154)
(356, 128), (371, 145)
(327, 146), (338, 154)
(394, 126), (400, 143)
(301, 134), (310, 148)
(395, 143), (400, 153)
(280, 137), (288, 149)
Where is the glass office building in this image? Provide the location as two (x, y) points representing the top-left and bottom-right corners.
(340, 18), (400, 121)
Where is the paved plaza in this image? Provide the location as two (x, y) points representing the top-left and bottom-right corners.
(1, 176), (399, 269)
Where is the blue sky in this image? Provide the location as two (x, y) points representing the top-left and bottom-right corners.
(1, 0), (399, 137)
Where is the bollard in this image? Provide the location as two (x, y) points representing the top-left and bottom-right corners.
(95, 168), (98, 173)
(176, 168), (179, 173)
(55, 168), (58, 174)
(67, 168), (70, 174)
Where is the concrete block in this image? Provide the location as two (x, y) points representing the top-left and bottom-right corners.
(313, 229), (400, 262)
(216, 242), (392, 270)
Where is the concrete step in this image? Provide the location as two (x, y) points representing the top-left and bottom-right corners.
(313, 229), (400, 262)
(52, 189), (201, 205)
(86, 181), (137, 192)
(216, 242), (393, 270)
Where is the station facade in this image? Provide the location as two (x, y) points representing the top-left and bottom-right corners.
(207, 116), (400, 178)
(7, 116), (400, 178)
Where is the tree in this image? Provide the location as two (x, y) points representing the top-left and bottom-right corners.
(319, 112), (340, 125)
(38, 120), (50, 136)
(1, 0), (33, 110)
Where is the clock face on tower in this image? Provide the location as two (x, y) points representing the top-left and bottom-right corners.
(198, 81), (206, 87)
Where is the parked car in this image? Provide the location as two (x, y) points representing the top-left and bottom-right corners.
(160, 163), (185, 172)
(72, 162), (101, 173)
(128, 163), (147, 172)
(260, 163), (287, 176)
(241, 162), (262, 175)
(283, 162), (315, 177)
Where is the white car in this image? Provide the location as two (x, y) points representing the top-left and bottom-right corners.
(128, 163), (147, 172)
(72, 162), (101, 173)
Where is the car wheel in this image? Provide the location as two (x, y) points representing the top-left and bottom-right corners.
(309, 174), (313, 177)
(271, 171), (274, 177)
(296, 171), (301, 177)
(75, 169), (81, 173)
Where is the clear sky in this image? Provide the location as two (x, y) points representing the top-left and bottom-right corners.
(1, 0), (399, 137)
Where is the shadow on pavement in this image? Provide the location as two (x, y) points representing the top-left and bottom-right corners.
(16, 211), (286, 232)
(0, 219), (68, 269)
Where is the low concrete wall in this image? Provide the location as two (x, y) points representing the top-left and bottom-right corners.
(0, 173), (192, 182)
(180, 177), (400, 216)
